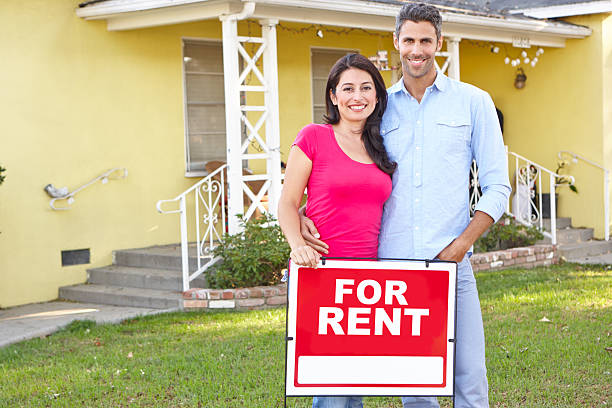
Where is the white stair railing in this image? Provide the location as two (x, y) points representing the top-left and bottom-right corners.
(470, 149), (576, 245)
(45, 168), (128, 210)
(558, 150), (610, 241)
(156, 165), (226, 291)
(507, 150), (570, 245)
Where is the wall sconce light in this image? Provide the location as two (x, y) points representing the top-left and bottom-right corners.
(514, 68), (527, 89)
(44, 184), (69, 198)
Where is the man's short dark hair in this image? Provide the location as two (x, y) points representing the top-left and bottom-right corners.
(395, 3), (442, 40)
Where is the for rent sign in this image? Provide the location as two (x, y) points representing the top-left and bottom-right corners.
(285, 259), (457, 397)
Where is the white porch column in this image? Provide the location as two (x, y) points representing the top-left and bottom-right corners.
(446, 37), (461, 80)
(261, 19), (282, 218)
(220, 16), (244, 234)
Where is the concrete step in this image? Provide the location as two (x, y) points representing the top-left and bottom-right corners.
(567, 252), (612, 265)
(538, 228), (594, 245)
(59, 284), (183, 309)
(542, 217), (572, 230)
(113, 244), (201, 271)
(88, 265), (208, 291)
(558, 240), (612, 260)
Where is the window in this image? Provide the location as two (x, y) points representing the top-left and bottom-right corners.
(183, 40), (226, 175)
(310, 48), (357, 124)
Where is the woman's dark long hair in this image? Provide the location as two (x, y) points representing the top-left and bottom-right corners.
(324, 53), (396, 175)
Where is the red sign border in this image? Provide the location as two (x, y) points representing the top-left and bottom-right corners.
(284, 258), (457, 398)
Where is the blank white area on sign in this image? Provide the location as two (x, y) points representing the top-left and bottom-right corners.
(297, 356), (443, 385)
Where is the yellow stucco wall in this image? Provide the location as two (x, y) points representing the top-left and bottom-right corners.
(603, 14), (612, 227)
(0, 2), (392, 307)
(0, 0), (223, 307)
(460, 14), (607, 237)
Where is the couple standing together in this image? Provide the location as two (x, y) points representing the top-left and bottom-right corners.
(278, 3), (511, 408)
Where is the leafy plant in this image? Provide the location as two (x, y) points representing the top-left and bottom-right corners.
(0, 165), (6, 186)
(474, 214), (544, 253)
(207, 213), (290, 289)
(555, 160), (578, 193)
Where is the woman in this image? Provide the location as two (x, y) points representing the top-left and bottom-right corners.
(278, 53), (396, 408)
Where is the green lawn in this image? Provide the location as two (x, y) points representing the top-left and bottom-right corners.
(0, 264), (610, 407)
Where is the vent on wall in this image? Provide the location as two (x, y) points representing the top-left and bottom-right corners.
(61, 249), (91, 266)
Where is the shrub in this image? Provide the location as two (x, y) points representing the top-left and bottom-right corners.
(474, 214), (544, 253)
(207, 213), (290, 289)
(0, 165), (5, 186)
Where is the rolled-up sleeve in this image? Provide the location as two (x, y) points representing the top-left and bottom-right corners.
(471, 91), (511, 222)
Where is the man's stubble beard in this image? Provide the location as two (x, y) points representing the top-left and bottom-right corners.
(401, 57), (435, 80)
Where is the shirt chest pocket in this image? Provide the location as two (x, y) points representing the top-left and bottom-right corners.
(436, 117), (471, 153)
(381, 117), (407, 160)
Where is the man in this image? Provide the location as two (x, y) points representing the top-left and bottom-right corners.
(301, 3), (511, 407)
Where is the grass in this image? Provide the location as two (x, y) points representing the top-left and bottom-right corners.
(0, 264), (610, 407)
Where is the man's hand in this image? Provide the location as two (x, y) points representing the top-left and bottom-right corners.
(299, 210), (329, 254)
(436, 211), (495, 263)
(436, 238), (470, 263)
(290, 245), (321, 268)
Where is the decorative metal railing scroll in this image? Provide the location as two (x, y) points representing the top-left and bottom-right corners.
(469, 160), (481, 216)
(156, 165), (226, 291)
(469, 149), (576, 245)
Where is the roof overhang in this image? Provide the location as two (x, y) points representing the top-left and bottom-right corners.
(76, 0), (592, 47)
(509, 0), (612, 19)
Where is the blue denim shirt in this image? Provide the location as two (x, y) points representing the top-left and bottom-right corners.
(378, 73), (511, 260)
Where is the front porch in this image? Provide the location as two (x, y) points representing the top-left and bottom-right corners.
(74, 0), (603, 295)
(76, 0), (592, 233)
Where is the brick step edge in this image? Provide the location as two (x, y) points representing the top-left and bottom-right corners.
(182, 284), (287, 310)
(471, 244), (558, 272)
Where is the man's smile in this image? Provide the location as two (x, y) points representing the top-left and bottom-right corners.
(407, 56), (427, 67)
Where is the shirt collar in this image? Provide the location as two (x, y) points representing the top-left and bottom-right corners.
(388, 71), (449, 95)
(432, 71), (448, 92)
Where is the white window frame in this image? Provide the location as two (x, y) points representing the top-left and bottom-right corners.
(310, 47), (359, 124)
(182, 37), (225, 177)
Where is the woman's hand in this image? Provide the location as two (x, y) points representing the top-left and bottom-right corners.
(290, 245), (321, 268)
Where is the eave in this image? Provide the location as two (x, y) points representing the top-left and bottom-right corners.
(509, 0), (612, 19)
(76, 0), (592, 47)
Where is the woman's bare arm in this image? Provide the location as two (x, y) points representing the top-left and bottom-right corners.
(278, 146), (321, 268)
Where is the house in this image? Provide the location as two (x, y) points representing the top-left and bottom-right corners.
(1, 0), (610, 308)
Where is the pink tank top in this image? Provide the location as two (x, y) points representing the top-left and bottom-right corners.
(294, 124), (392, 258)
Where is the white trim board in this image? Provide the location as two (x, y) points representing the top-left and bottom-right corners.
(76, 0), (591, 47)
(510, 1), (612, 19)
